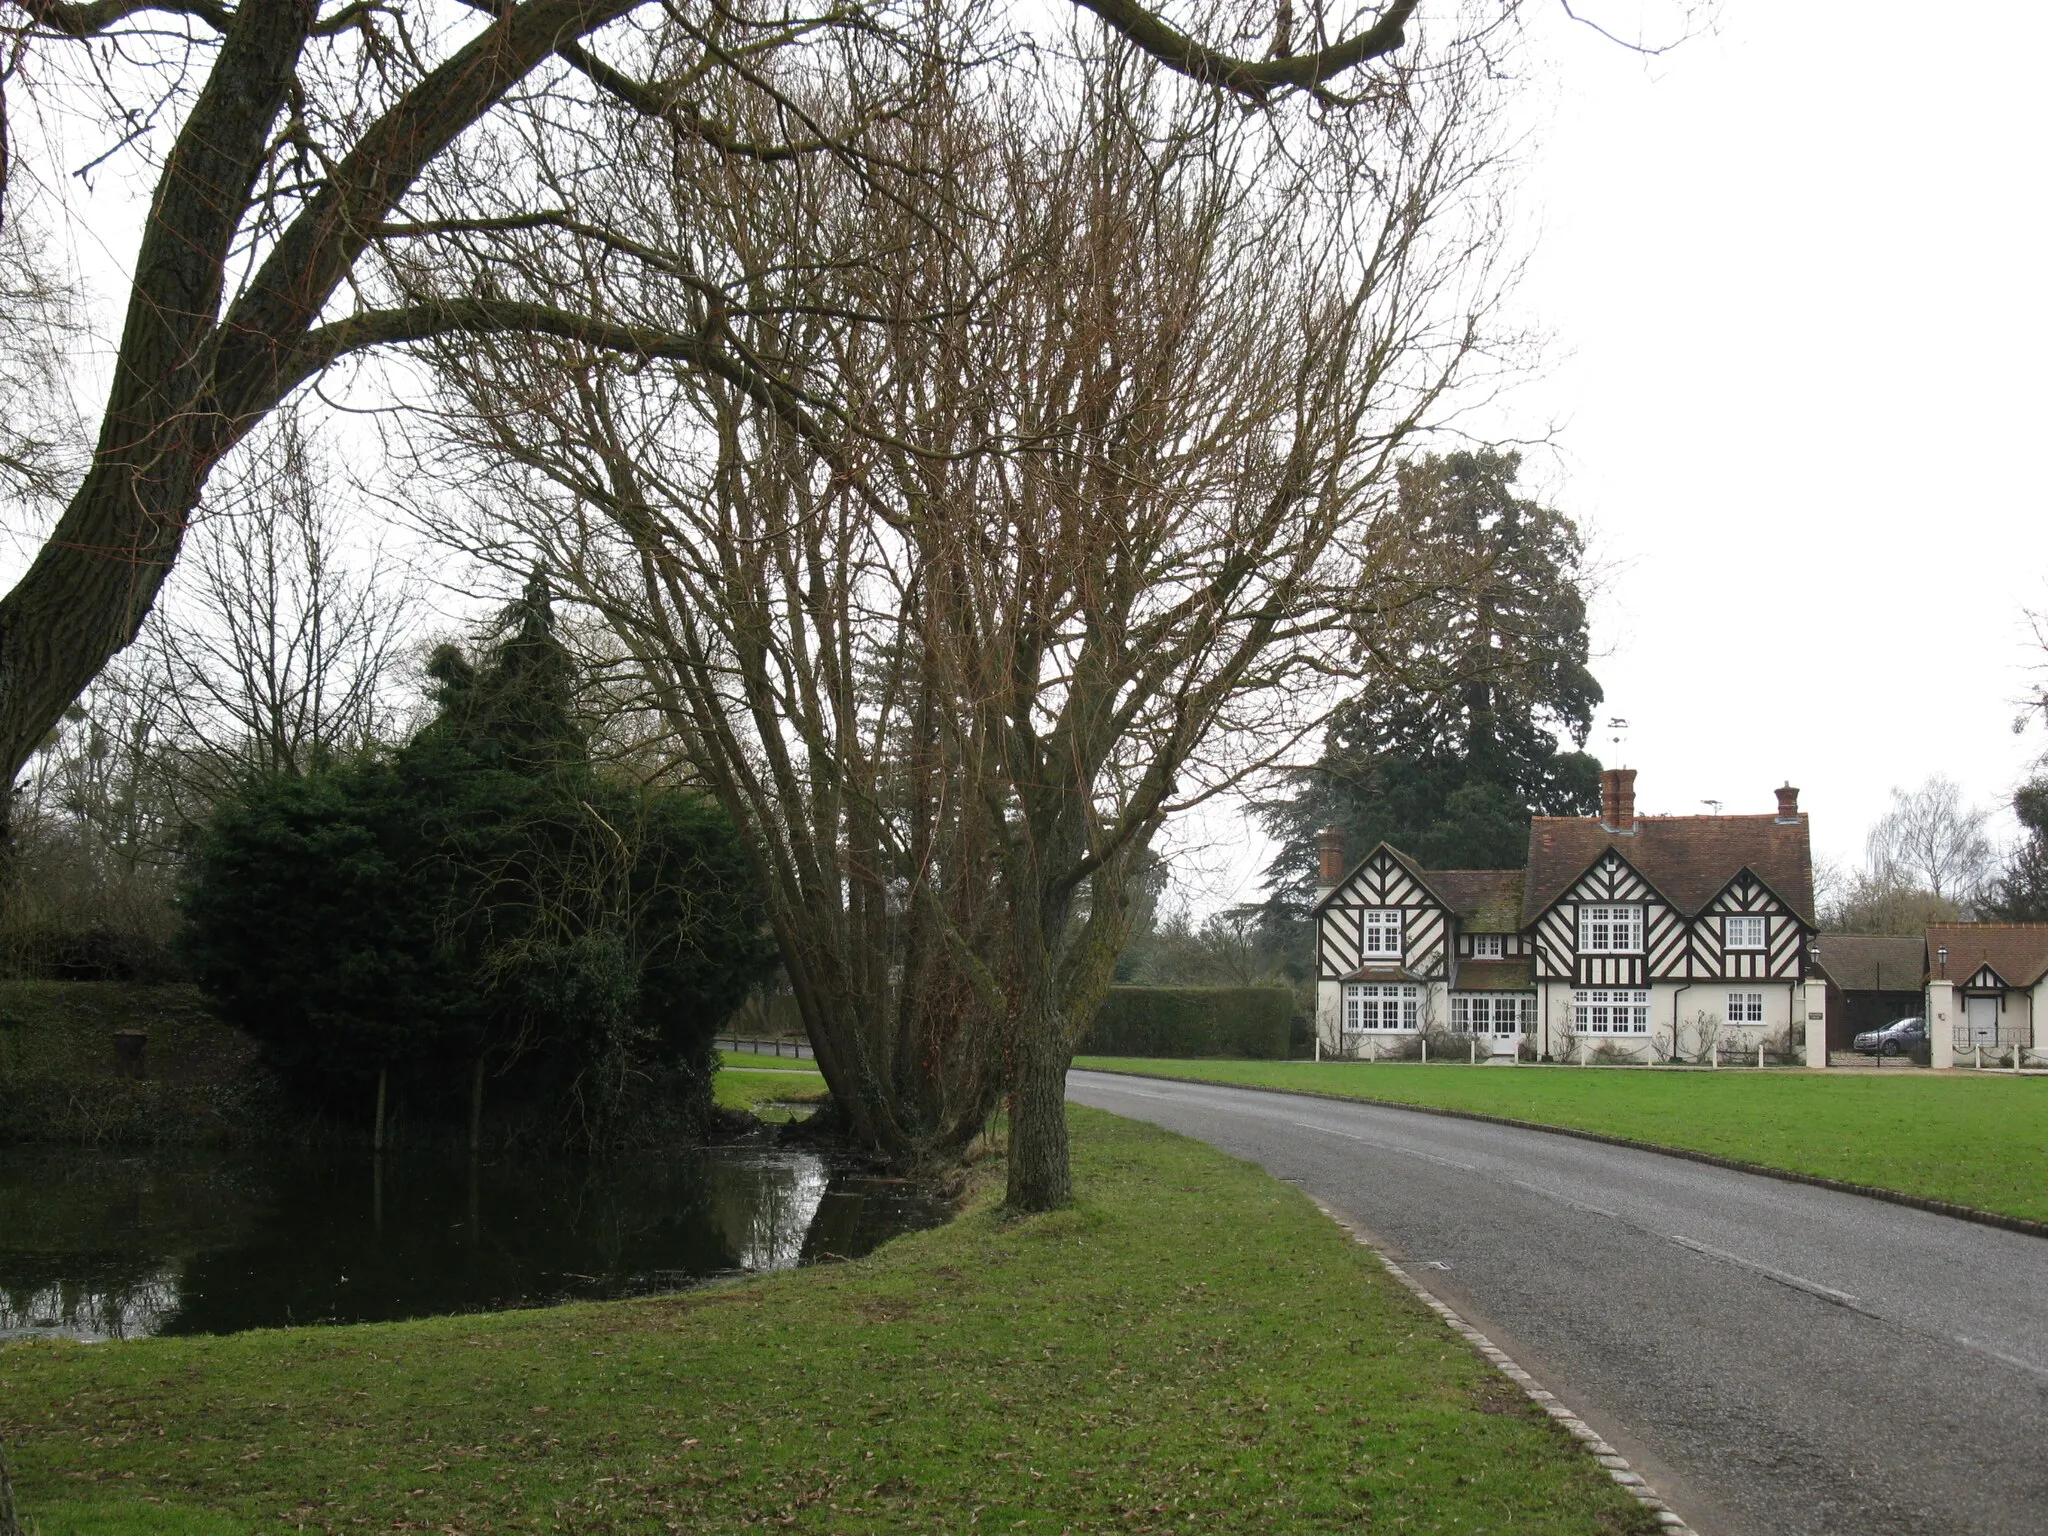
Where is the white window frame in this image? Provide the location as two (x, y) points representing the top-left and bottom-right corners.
(1359, 908), (1403, 958)
(1728, 991), (1765, 1025)
(1577, 905), (1643, 954)
(1723, 914), (1766, 951)
(1572, 988), (1650, 1034)
(1343, 983), (1419, 1034)
(1469, 932), (1506, 959)
(1451, 992), (1535, 1034)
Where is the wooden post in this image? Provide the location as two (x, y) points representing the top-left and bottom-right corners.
(373, 1066), (388, 1153)
(469, 1057), (485, 1155)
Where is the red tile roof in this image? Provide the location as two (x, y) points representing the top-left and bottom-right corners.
(1925, 924), (2048, 989)
(1520, 813), (1814, 926)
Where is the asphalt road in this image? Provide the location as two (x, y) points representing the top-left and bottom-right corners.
(1066, 1070), (2048, 1536)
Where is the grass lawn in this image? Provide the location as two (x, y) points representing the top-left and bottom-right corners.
(713, 1053), (827, 1123)
(1074, 1058), (2048, 1223)
(0, 1108), (1657, 1535)
(715, 1049), (822, 1075)
(713, 1067), (828, 1122)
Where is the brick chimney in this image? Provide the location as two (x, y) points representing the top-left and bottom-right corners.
(1775, 783), (1800, 821)
(1600, 767), (1637, 833)
(1316, 826), (1345, 902)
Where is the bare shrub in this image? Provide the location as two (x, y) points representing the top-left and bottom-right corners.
(1688, 1010), (1723, 1066)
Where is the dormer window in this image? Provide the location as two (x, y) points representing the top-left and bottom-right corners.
(1361, 909), (1403, 957)
(1470, 933), (1505, 958)
(1724, 915), (1766, 951)
(1578, 904), (1642, 954)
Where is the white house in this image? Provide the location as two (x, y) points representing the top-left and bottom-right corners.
(1313, 769), (1823, 1062)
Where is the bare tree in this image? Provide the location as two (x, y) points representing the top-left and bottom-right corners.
(863, 49), (1512, 1205)
(145, 412), (416, 792)
(0, 206), (83, 512)
(417, 17), (1512, 1203)
(0, 0), (1441, 848)
(2, 654), (184, 973)
(1865, 775), (1995, 910)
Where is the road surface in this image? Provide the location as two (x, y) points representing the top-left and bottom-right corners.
(1066, 1070), (2048, 1536)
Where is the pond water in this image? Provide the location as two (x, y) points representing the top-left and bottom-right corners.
(0, 1143), (944, 1342)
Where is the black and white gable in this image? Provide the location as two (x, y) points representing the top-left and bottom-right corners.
(1316, 844), (1451, 981)
(1698, 869), (1806, 979)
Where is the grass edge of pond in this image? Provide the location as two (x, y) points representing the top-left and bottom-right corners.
(0, 1106), (1659, 1535)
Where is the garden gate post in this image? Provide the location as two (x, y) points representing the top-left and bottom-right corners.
(1926, 979), (1956, 1069)
(1801, 980), (1827, 1069)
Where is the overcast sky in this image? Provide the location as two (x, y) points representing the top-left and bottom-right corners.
(1178, 1), (2048, 909)
(1511, 1), (2048, 873)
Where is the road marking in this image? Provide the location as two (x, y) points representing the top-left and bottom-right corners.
(1503, 1177), (1621, 1221)
(1288, 1120), (1479, 1173)
(1952, 1336), (2048, 1384)
(1667, 1235), (1868, 1311)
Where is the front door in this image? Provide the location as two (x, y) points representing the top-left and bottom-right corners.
(1966, 994), (1998, 1049)
(1490, 997), (1521, 1058)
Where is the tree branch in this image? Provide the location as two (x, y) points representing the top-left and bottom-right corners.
(288, 296), (847, 466)
(1070, 0), (1416, 99)
(13, 0), (234, 38)
(212, 0), (649, 424)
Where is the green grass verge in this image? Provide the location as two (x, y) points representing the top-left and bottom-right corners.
(0, 1108), (1656, 1535)
(1074, 1057), (2048, 1223)
(715, 1048), (821, 1074)
(713, 1065), (828, 1121)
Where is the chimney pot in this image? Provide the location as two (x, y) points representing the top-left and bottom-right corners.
(1600, 767), (1637, 833)
(1775, 783), (1800, 820)
(1317, 827), (1346, 888)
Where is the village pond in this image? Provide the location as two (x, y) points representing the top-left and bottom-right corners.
(0, 1142), (945, 1341)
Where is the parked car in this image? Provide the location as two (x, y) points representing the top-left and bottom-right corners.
(1852, 1016), (1927, 1057)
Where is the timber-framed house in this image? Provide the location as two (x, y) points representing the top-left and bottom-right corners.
(1313, 770), (1819, 1061)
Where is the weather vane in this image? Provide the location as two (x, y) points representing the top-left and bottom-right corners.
(1606, 716), (1629, 762)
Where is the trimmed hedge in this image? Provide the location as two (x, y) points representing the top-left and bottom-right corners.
(1083, 985), (1292, 1060)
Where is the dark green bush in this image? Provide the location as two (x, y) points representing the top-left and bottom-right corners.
(180, 576), (776, 1142)
(1083, 986), (1292, 1059)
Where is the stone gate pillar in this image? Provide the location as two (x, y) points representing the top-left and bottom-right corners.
(1926, 979), (1956, 1070)
(1801, 981), (1827, 1068)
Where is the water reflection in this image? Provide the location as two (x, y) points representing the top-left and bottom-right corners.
(0, 1144), (942, 1341)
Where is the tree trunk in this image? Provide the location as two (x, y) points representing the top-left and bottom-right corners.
(1005, 1028), (1073, 1211)
(373, 1065), (389, 1152)
(469, 1056), (485, 1154)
